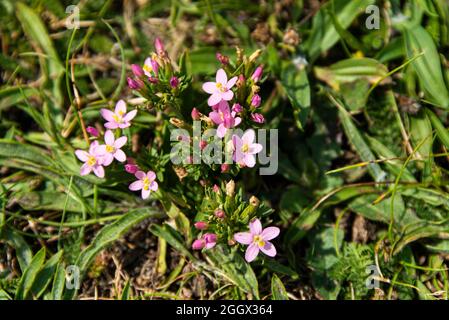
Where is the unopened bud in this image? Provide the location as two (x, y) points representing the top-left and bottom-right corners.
(194, 221), (208, 230)
(226, 180), (235, 197)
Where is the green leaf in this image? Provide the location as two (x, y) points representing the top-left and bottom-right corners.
(30, 250), (63, 299)
(402, 25), (449, 108)
(15, 248), (46, 300)
(425, 108), (449, 149)
(271, 274), (289, 300)
(2, 227), (33, 273)
(206, 244), (259, 299)
(281, 64), (310, 130)
(51, 261), (66, 300)
(149, 223), (194, 260)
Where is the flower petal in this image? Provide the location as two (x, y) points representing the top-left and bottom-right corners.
(114, 136), (127, 149)
(104, 130), (115, 145)
(221, 90), (234, 101)
(208, 111), (222, 125)
(249, 219), (262, 235)
(104, 122), (119, 129)
(216, 68), (227, 84)
(123, 109), (137, 122)
(243, 154), (256, 167)
(102, 153), (114, 166)
(242, 129), (255, 145)
(202, 82), (217, 94)
(234, 117), (242, 127)
(135, 171), (146, 180)
(100, 108), (115, 122)
(92, 165), (105, 178)
(147, 171), (156, 180)
(245, 243), (260, 263)
(141, 188), (151, 199)
(226, 76), (238, 89)
(113, 149), (127, 162)
(129, 180), (143, 191)
(75, 150), (89, 162)
(248, 143), (263, 155)
(217, 124), (227, 138)
(149, 181), (158, 191)
(208, 93), (222, 106)
(259, 241), (277, 257)
(80, 163), (92, 176)
(118, 122), (131, 129)
(261, 227), (280, 241)
(234, 232), (253, 245)
(115, 100), (127, 114)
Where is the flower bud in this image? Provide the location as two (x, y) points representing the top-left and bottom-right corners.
(251, 113), (265, 124)
(203, 233), (217, 244)
(148, 76), (158, 84)
(154, 37), (165, 56)
(194, 221), (208, 230)
(251, 94), (261, 108)
(86, 126), (99, 137)
(237, 74), (245, 88)
(125, 163), (138, 174)
(249, 49), (262, 63)
(170, 76), (179, 88)
(127, 77), (143, 90)
(221, 163), (229, 173)
(232, 103), (242, 113)
(199, 140), (208, 150)
(215, 209), (225, 219)
(169, 117), (185, 128)
(213, 184), (220, 193)
(191, 107), (201, 120)
(226, 180), (235, 197)
(131, 64), (144, 78)
(216, 52), (229, 65)
(192, 239), (205, 250)
(251, 66), (263, 82)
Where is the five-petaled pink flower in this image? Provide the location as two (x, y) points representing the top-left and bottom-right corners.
(75, 141), (105, 178)
(101, 100), (137, 129)
(202, 69), (238, 106)
(234, 219), (279, 262)
(143, 57), (159, 77)
(232, 129), (263, 168)
(129, 170), (158, 199)
(97, 130), (127, 166)
(209, 100), (241, 138)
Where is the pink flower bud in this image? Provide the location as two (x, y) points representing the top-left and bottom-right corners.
(154, 37), (165, 56)
(251, 66), (263, 82)
(127, 77), (143, 90)
(148, 76), (158, 84)
(251, 94), (261, 108)
(232, 103), (243, 113)
(203, 233), (217, 249)
(213, 184), (220, 193)
(199, 140), (207, 150)
(86, 126), (99, 137)
(251, 113), (265, 124)
(216, 52), (229, 65)
(194, 221), (208, 230)
(192, 239), (205, 250)
(215, 209), (225, 219)
(237, 74), (245, 87)
(221, 163), (229, 173)
(125, 163), (138, 174)
(170, 76), (179, 88)
(191, 107), (201, 120)
(131, 64), (144, 78)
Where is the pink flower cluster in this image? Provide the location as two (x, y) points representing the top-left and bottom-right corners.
(192, 221), (217, 250)
(75, 100), (135, 178)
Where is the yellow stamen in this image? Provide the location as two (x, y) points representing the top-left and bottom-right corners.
(106, 145), (114, 153)
(143, 64), (152, 73)
(216, 82), (226, 92)
(241, 144), (249, 153)
(253, 235), (265, 247)
(87, 156), (96, 166)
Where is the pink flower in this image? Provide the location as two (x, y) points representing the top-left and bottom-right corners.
(86, 126), (99, 137)
(125, 158), (139, 174)
(154, 37), (165, 56)
(143, 57), (159, 77)
(215, 209), (225, 219)
(129, 170), (158, 199)
(232, 129), (263, 168)
(202, 69), (238, 106)
(192, 239), (205, 250)
(209, 100), (241, 138)
(234, 219), (280, 262)
(251, 66), (263, 82)
(97, 130), (127, 166)
(101, 100), (137, 129)
(131, 64), (144, 78)
(203, 233), (217, 249)
(170, 76), (179, 88)
(212, 184), (220, 193)
(194, 221), (208, 230)
(75, 141), (105, 178)
(251, 94), (261, 108)
(251, 113), (265, 124)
